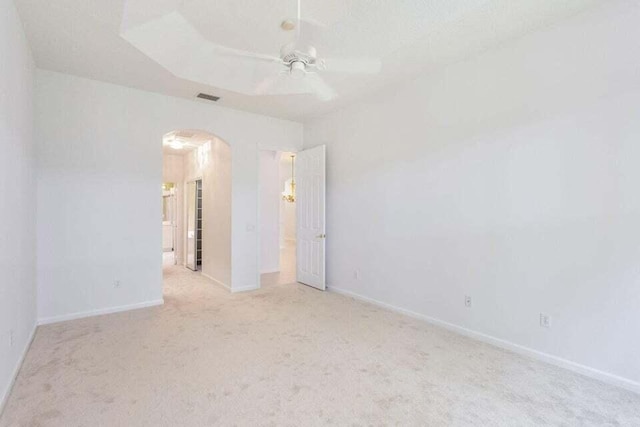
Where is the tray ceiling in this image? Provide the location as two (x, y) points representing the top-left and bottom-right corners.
(15, 0), (601, 121)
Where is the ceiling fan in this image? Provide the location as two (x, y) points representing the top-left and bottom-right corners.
(214, 0), (382, 101)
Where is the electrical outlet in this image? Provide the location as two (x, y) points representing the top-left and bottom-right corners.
(540, 313), (551, 328)
(464, 295), (472, 308)
(353, 270), (360, 280)
(114, 280), (121, 289)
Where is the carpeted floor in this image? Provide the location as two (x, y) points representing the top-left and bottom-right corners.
(1, 251), (639, 426)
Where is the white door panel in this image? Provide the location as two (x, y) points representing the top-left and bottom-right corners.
(185, 181), (197, 271)
(296, 145), (326, 290)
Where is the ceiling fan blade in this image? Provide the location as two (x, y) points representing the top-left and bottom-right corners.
(303, 73), (337, 101)
(254, 74), (283, 95)
(211, 44), (281, 64)
(320, 58), (382, 74)
(254, 73), (312, 96)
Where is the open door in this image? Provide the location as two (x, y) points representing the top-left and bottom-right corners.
(296, 145), (326, 290)
(185, 180), (198, 271)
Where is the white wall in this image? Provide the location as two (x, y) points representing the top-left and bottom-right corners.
(162, 153), (184, 183)
(259, 151), (281, 273)
(184, 138), (232, 287)
(36, 70), (302, 321)
(304, 1), (640, 390)
(0, 0), (36, 409)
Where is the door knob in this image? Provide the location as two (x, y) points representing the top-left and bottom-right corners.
(316, 233), (326, 239)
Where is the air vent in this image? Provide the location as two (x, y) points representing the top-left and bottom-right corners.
(196, 93), (220, 102)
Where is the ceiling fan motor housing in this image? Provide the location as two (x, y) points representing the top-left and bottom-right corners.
(280, 43), (317, 65)
(289, 60), (307, 78)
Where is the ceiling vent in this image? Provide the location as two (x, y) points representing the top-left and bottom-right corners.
(196, 93), (220, 102)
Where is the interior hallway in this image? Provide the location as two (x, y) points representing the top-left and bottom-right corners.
(2, 254), (639, 426)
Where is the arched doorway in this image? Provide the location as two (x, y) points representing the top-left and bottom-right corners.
(161, 129), (232, 290)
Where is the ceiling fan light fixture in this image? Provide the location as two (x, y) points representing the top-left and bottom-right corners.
(290, 60), (306, 79)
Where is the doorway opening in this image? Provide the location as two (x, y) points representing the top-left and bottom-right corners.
(279, 152), (297, 283)
(162, 130), (232, 290)
(162, 182), (177, 266)
(260, 145), (326, 290)
(260, 151), (297, 286)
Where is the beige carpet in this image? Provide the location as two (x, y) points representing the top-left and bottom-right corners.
(2, 258), (639, 426)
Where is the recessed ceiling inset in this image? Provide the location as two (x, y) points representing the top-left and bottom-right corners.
(17, 0), (605, 120)
(120, 0), (381, 101)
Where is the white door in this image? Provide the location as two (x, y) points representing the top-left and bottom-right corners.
(171, 188), (178, 265)
(296, 145), (326, 290)
(185, 181), (198, 271)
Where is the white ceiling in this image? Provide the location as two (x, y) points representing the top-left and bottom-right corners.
(16, 0), (601, 122)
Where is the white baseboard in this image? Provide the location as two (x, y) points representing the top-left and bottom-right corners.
(231, 284), (260, 293)
(200, 273), (258, 293)
(260, 267), (280, 274)
(328, 285), (640, 395)
(201, 272), (231, 291)
(0, 323), (37, 416)
(37, 299), (164, 326)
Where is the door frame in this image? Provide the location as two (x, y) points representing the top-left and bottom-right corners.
(257, 146), (326, 290)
